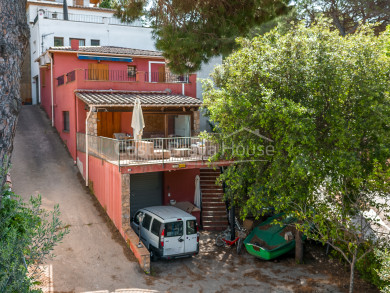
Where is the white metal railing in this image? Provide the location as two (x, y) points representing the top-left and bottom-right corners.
(41, 10), (143, 27)
(145, 72), (190, 83)
(76, 133), (219, 166)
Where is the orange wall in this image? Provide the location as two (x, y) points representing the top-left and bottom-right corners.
(88, 155), (123, 231)
(121, 112), (133, 135)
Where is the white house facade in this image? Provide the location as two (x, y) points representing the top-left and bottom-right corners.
(25, 0), (157, 105)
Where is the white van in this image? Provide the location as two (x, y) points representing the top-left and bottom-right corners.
(131, 206), (199, 260)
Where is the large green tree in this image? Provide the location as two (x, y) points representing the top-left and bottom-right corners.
(0, 0), (29, 190)
(202, 21), (390, 292)
(114, 0), (290, 73)
(296, 0), (390, 35)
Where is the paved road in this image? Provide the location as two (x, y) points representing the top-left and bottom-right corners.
(11, 106), (149, 292)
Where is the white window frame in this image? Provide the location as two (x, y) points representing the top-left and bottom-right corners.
(148, 61), (165, 83)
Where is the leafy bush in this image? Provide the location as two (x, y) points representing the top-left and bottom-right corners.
(0, 188), (68, 292)
(376, 249), (390, 293)
(99, 0), (113, 9)
(330, 242), (387, 289)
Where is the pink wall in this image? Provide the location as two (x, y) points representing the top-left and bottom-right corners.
(76, 99), (87, 133)
(40, 67), (52, 118)
(38, 50), (201, 232)
(163, 169), (200, 205)
(88, 155), (123, 231)
(163, 169), (201, 224)
(38, 51), (198, 162)
(52, 66), (79, 160)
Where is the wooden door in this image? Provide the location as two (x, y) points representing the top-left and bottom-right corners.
(158, 66), (165, 82)
(88, 63), (109, 81)
(97, 112), (121, 138)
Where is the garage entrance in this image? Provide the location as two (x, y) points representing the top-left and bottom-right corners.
(130, 172), (163, 219)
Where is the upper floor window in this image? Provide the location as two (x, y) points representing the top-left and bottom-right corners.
(66, 71), (76, 83)
(91, 39), (100, 46)
(57, 75), (65, 86)
(69, 38), (85, 46)
(54, 37), (64, 47)
(128, 66), (136, 78)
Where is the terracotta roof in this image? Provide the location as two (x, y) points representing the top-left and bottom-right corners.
(50, 46), (163, 57)
(75, 90), (202, 107)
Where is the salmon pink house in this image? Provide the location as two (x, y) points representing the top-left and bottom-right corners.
(37, 40), (229, 270)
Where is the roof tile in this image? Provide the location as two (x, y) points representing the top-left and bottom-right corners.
(75, 90), (202, 107)
(50, 46), (163, 57)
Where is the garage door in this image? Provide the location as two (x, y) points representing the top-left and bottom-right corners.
(130, 172), (163, 218)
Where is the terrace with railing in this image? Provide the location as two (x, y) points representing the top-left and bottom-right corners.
(77, 133), (219, 167)
(37, 10), (143, 27)
(83, 69), (190, 83)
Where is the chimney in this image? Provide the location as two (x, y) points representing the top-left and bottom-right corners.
(71, 39), (79, 51)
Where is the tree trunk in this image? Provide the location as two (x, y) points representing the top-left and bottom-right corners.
(295, 228), (304, 263)
(349, 253), (357, 293)
(0, 0), (29, 190)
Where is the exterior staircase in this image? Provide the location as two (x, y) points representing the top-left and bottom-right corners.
(200, 168), (228, 231)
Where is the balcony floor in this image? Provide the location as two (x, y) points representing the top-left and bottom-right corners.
(117, 153), (209, 166)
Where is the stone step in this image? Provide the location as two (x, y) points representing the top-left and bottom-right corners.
(201, 183), (222, 186)
(202, 193), (224, 198)
(200, 171), (220, 175)
(203, 198), (226, 207)
(202, 224), (228, 231)
(201, 181), (221, 185)
(202, 188), (223, 192)
(202, 194), (223, 198)
(200, 169), (220, 172)
(202, 197), (226, 206)
(200, 184), (223, 191)
(202, 189), (223, 193)
(202, 210), (227, 215)
(200, 176), (220, 181)
(202, 215), (228, 222)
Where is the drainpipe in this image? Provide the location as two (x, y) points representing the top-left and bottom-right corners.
(48, 53), (54, 126)
(182, 83), (185, 95)
(85, 107), (94, 187)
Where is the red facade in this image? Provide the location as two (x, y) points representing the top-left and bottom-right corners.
(38, 46), (215, 241)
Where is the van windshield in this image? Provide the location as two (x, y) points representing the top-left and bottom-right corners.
(165, 221), (183, 237)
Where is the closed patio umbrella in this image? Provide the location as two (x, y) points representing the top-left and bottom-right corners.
(194, 175), (201, 208)
(131, 98), (145, 140)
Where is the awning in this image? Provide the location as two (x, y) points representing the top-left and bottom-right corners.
(75, 90), (202, 108)
(78, 55), (133, 63)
